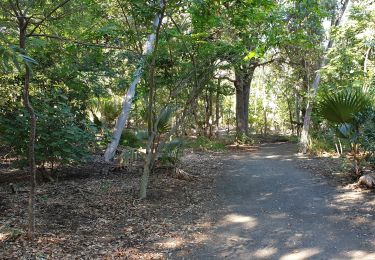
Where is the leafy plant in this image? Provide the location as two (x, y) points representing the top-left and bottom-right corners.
(319, 88), (371, 124)
(120, 130), (143, 148)
(0, 90), (96, 169)
(318, 88), (373, 174)
(357, 109), (375, 164)
(159, 138), (184, 165)
(156, 106), (175, 134)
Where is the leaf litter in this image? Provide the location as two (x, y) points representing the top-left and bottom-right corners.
(0, 150), (225, 259)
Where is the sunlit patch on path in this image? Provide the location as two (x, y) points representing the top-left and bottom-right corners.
(184, 143), (375, 259)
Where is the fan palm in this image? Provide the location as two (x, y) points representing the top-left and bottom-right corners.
(319, 88), (371, 124)
(319, 88), (372, 175)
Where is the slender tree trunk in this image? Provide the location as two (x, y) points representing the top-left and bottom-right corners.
(104, 0), (165, 162)
(139, 0), (166, 199)
(364, 47), (372, 92)
(204, 91), (210, 136)
(208, 90), (213, 137)
(215, 80), (220, 136)
(287, 99), (294, 135)
(18, 16), (37, 239)
(295, 90), (301, 136)
(299, 0), (349, 153)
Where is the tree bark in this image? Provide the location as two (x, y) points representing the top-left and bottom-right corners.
(215, 80), (220, 136)
(234, 65), (255, 137)
(299, 0), (350, 153)
(139, 1), (166, 199)
(104, 0), (165, 162)
(18, 16), (37, 239)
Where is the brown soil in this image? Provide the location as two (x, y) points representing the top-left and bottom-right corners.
(297, 152), (375, 188)
(0, 151), (225, 259)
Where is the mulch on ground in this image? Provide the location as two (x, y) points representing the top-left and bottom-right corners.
(0, 151), (225, 259)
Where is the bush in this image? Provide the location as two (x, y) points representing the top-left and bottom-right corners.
(186, 136), (226, 151)
(159, 138), (184, 166)
(0, 91), (96, 168)
(120, 130), (143, 148)
(358, 110), (375, 163)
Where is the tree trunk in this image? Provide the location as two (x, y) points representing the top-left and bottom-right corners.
(139, 0), (166, 199)
(204, 91), (210, 136)
(208, 90), (213, 137)
(234, 65), (255, 137)
(299, 0), (349, 153)
(287, 99), (295, 135)
(18, 16), (37, 239)
(104, 0), (165, 162)
(215, 80), (220, 136)
(295, 90), (301, 136)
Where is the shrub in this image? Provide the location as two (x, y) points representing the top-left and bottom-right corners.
(358, 110), (375, 163)
(186, 136), (226, 151)
(0, 91), (96, 168)
(120, 130), (143, 148)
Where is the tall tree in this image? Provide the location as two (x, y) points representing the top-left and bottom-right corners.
(1, 0), (74, 238)
(299, 0), (350, 153)
(104, 0), (165, 162)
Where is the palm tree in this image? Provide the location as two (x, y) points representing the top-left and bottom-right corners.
(319, 88), (372, 175)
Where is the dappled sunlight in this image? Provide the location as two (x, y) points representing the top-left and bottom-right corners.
(155, 237), (184, 249)
(253, 247), (278, 258)
(280, 248), (321, 260)
(191, 233), (210, 244)
(334, 190), (364, 202)
(36, 235), (67, 244)
(344, 250), (375, 260)
(282, 187), (300, 192)
(265, 155), (281, 159)
(285, 233), (305, 248)
(269, 213), (287, 219)
(221, 213), (258, 229)
(0, 232), (10, 242)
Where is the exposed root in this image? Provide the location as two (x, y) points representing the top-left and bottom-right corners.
(170, 168), (196, 181)
(356, 173), (375, 189)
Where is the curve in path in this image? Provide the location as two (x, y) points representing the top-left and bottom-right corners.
(188, 143), (375, 260)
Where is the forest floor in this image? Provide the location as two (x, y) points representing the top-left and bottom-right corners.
(1, 142), (375, 259)
(0, 149), (228, 259)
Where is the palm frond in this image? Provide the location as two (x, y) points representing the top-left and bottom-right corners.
(319, 88), (371, 124)
(155, 106), (176, 134)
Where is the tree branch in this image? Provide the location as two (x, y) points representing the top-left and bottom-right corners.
(28, 34), (131, 50)
(213, 75), (235, 83)
(27, 0), (72, 37)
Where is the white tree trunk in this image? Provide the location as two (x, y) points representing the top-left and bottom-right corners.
(299, 0), (350, 153)
(104, 0), (165, 162)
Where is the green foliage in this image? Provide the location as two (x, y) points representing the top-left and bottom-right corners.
(309, 138), (336, 155)
(319, 88), (371, 124)
(0, 91), (96, 167)
(357, 110), (375, 163)
(159, 138), (184, 165)
(156, 106), (175, 134)
(120, 130), (143, 148)
(186, 136), (226, 151)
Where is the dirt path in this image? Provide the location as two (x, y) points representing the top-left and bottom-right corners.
(185, 143), (375, 260)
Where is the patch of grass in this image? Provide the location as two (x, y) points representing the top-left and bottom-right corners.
(185, 136), (227, 151)
(309, 137), (337, 155)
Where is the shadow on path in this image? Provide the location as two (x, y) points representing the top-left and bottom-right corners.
(186, 143), (375, 260)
